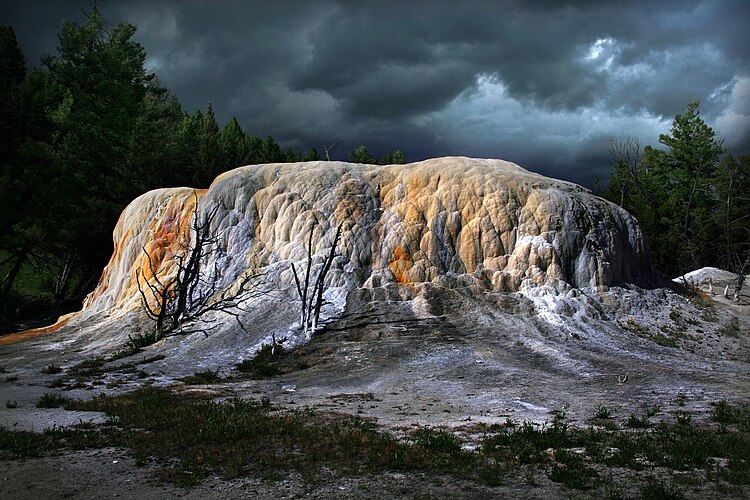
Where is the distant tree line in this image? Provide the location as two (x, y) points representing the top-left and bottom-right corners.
(0, 12), (405, 330)
(603, 102), (750, 282)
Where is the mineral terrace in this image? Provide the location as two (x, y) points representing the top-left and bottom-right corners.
(1, 156), (748, 441)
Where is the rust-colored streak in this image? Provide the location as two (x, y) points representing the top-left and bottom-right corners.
(133, 197), (196, 291)
(388, 245), (413, 286)
(0, 313), (73, 346)
(84, 189), (205, 313)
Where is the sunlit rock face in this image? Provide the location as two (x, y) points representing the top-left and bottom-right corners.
(81, 157), (659, 319)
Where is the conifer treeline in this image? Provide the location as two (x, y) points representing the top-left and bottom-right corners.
(603, 103), (750, 280)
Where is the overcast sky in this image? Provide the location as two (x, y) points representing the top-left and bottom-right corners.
(2, 0), (749, 187)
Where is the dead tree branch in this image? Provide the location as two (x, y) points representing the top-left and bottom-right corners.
(290, 221), (344, 337)
(136, 191), (271, 339)
(323, 140), (342, 161)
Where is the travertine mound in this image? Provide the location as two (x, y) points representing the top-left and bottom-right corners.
(80, 157), (658, 319)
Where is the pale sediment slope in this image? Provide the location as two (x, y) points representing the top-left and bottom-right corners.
(78, 156), (659, 325)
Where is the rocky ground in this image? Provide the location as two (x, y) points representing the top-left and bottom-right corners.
(1, 270), (748, 498)
(0, 447), (583, 500)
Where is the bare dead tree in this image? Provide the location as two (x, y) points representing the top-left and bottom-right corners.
(291, 221), (344, 337)
(136, 191), (272, 339)
(323, 140), (342, 161)
(54, 251), (76, 300)
(734, 251), (750, 302)
(609, 137), (643, 207)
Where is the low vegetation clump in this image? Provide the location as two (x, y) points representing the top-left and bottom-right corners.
(235, 343), (283, 379)
(718, 318), (741, 338)
(43, 352), (163, 390)
(1, 389), (748, 495)
(178, 369), (223, 385)
(110, 330), (163, 360)
(641, 478), (684, 500)
(36, 393), (71, 408)
(594, 404), (613, 420)
(624, 405), (661, 429)
(711, 399), (750, 431)
(40, 364), (63, 374)
(0, 427), (60, 458)
(67, 357), (106, 376)
(65, 388), (457, 485)
(137, 354), (166, 364)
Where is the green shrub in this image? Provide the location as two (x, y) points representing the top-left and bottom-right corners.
(178, 369), (222, 385)
(674, 411), (692, 426)
(0, 427), (57, 458)
(235, 343), (283, 379)
(36, 393), (69, 408)
(41, 364), (62, 374)
(412, 427), (462, 455)
(718, 318), (741, 337)
(626, 414), (651, 429)
(111, 329), (162, 360)
(67, 357), (105, 376)
(548, 449), (598, 489)
(640, 478), (684, 500)
(711, 400), (736, 425)
(595, 404), (613, 420)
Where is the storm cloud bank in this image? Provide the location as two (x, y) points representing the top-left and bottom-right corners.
(3, 0), (749, 186)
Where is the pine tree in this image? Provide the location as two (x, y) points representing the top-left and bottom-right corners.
(41, 10), (163, 289)
(193, 103), (222, 186)
(0, 26), (26, 163)
(258, 135), (283, 163)
(220, 117), (251, 169)
(349, 145), (375, 164)
(606, 102), (725, 277)
(715, 154), (750, 274)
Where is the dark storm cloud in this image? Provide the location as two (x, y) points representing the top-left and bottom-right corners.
(2, 0), (749, 187)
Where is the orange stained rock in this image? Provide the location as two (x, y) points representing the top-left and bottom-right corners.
(389, 245), (414, 286)
(10, 157), (658, 346)
(0, 313), (73, 346)
(132, 193), (198, 287)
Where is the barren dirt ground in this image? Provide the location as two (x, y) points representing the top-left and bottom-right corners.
(1, 280), (749, 498)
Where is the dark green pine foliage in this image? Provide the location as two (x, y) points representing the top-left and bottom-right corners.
(175, 109), (202, 185)
(249, 135), (283, 164)
(126, 90), (184, 192)
(220, 116), (251, 169)
(383, 149), (406, 164)
(0, 27), (62, 310)
(0, 26), (26, 162)
(43, 11), (160, 277)
(349, 145), (377, 164)
(606, 102), (727, 277)
(193, 103), (222, 186)
(714, 154), (750, 274)
(349, 145), (406, 165)
(667, 103), (723, 269)
(646, 102), (724, 276)
(303, 147), (321, 161)
(0, 26), (28, 243)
